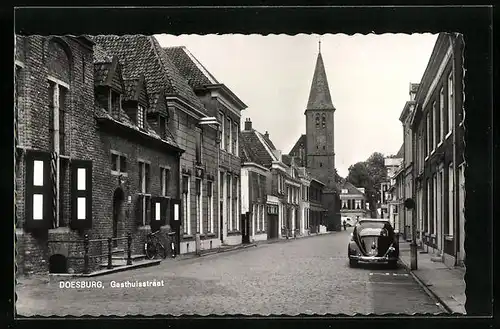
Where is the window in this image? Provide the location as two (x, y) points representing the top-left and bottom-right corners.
(110, 90), (121, 119)
(260, 204), (265, 232)
(448, 73), (454, 134)
(182, 175), (190, 235)
(48, 80), (68, 155)
(111, 152), (127, 174)
(160, 167), (169, 196)
(433, 101), (438, 148)
(196, 179), (202, 234)
(232, 122), (238, 155)
(159, 115), (166, 139)
(138, 161), (150, 194)
(341, 189), (348, 194)
(195, 128), (202, 164)
(440, 88), (445, 142)
(448, 163), (454, 236)
(426, 112), (430, 157)
(227, 174), (232, 231)
(355, 200), (361, 209)
(426, 179), (430, 233)
(322, 114), (326, 128)
(315, 114), (320, 129)
(437, 169), (443, 237)
(458, 164), (465, 235)
(234, 176), (239, 231)
(226, 117), (231, 152)
(137, 105), (145, 129)
(71, 159), (93, 229)
(255, 204), (259, 232)
(342, 199), (348, 209)
(432, 173), (437, 235)
(219, 111), (225, 150)
(207, 181), (213, 233)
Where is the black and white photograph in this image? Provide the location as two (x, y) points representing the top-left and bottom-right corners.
(11, 6), (493, 320)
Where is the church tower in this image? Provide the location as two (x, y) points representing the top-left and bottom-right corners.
(305, 40), (341, 231)
(305, 40), (336, 188)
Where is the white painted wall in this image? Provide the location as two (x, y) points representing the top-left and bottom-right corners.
(240, 168), (249, 214)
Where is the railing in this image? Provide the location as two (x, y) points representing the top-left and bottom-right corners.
(47, 232), (133, 274)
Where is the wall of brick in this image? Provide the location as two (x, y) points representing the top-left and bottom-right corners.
(15, 35), (182, 274)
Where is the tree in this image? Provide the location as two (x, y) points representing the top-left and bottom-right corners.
(345, 152), (389, 217)
(365, 152), (388, 203)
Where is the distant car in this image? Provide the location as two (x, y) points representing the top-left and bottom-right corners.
(347, 218), (399, 268)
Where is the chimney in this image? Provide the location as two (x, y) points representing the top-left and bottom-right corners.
(264, 131), (269, 139)
(244, 118), (252, 131)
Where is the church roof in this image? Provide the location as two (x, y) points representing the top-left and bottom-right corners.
(306, 50), (336, 111)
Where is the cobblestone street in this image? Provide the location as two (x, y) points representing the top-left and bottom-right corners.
(16, 229), (442, 316)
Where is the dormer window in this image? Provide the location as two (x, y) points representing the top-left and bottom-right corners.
(158, 114), (166, 139)
(137, 105), (145, 129)
(109, 89), (122, 119)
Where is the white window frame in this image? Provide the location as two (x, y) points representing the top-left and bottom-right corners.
(439, 88), (445, 144)
(433, 101), (438, 150)
(160, 167), (169, 197)
(137, 105), (145, 129)
(447, 72), (454, 136)
(426, 112), (431, 159)
(228, 117), (233, 154)
(355, 199), (361, 209)
(448, 163), (454, 236)
(235, 176), (239, 231)
(260, 204), (265, 232)
(196, 178), (203, 234)
(432, 173), (437, 235)
(227, 174), (232, 231)
(182, 175), (191, 235)
(426, 179), (431, 234)
(207, 180), (214, 233)
(233, 121), (239, 156)
(255, 203), (259, 232)
(219, 111), (225, 150)
(437, 169), (443, 239)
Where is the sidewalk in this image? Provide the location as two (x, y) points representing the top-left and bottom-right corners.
(398, 241), (466, 314)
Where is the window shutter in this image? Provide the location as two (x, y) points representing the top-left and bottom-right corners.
(150, 196), (162, 232)
(70, 159), (92, 230)
(25, 150), (52, 230)
(170, 198), (182, 232)
(135, 194), (144, 226)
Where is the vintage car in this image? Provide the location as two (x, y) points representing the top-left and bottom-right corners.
(347, 218), (399, 268)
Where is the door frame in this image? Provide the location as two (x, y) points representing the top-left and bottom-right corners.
(112, 188), (125, 248)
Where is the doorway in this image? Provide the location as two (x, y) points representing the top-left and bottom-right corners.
(113, 188), (125, 248)
(241, 213), (250, 244)
(268, 214), (279, 239)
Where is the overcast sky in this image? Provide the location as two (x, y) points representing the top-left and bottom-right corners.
(155, 33), (438, 178)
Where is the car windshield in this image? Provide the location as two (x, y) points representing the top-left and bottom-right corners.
(356, 221), (393, 237)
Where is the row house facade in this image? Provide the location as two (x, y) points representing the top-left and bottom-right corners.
(339, 181), (368, 220)
(387, 161), (405, 236)
(14, 35), (185, 275)
(309, 178), (326, 234)
(241, 120), (309, 242)
(398, 83), (419, 240)
(409, 33), (465, 268)
(164, 46), (247, 248)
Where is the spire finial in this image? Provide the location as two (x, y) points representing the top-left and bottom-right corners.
(318, 36), (322, 53)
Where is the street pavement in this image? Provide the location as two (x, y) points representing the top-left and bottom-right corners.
(16, 228), (442, 316)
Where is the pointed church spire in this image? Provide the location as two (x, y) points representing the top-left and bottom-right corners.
(306, 40), (335, 111)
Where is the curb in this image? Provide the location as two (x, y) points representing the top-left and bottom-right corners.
(398, 257), (452, 314)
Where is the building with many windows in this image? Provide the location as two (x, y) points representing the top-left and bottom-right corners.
(164, 46), (247, 248)
(339, 181), (368, 221)
(14, 35), (185, 275)
(409, 33), (465, 268)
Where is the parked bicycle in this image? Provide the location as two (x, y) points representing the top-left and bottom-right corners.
(144, 230), (167, 260)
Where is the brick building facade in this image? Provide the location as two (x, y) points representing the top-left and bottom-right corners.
(14, 35), (184, 275)
(409, 33), (465, 268)
(164, 46), (247, 247)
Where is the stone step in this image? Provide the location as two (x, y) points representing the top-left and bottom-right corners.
(112, 254), (147, 262)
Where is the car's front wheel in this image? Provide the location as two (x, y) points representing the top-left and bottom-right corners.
(349, 259), (358, 268)
(388, 260), (398, 269)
